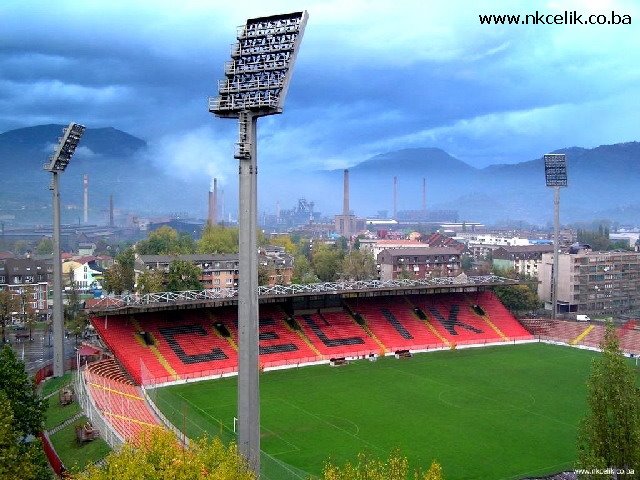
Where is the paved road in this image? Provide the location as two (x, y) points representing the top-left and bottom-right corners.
(4, 329), (78, 374)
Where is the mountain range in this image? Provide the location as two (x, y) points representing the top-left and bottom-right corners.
(1, 124), (639, 226)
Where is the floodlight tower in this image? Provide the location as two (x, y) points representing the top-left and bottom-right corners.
(43, 123), (86, 377)
(209, 11), (308, 473)
(544, 153), (567, 319)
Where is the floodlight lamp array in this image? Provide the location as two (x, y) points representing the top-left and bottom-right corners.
(210, 11), (308, 117)
(544, 153), (568, 187)
(44, 123), (86, 172)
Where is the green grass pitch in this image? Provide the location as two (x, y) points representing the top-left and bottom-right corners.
(153, 343), (630, 480)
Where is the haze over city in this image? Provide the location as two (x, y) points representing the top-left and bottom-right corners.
(1, 0), (638, 187)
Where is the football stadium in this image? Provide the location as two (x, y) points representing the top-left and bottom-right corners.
(70, 278), (640, 479)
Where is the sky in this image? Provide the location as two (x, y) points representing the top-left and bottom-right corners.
(1, 0), (639, 186)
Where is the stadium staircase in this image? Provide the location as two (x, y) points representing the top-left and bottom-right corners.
(346, 297), (445, 351)
(295, 309), (379, 358)
(83, 359), (161, 443)
(408, 294), (492, 345)
(91, 315), (176, 384)
(90, 293), (537, 385)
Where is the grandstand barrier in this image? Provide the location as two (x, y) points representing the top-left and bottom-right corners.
(39, 431), (65, 476)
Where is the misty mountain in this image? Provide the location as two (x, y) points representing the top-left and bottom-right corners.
(351, 148), (476, 176)
(1, 124), (639, 226)
(320, 142), (640, 225)
(0, 124), (209, 224)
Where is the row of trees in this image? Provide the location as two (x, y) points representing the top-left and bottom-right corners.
(101, 228), (380, 295)
(0, 346), (50, 480)
(136, 224), (249, 256)
(70, 426), (443, 480)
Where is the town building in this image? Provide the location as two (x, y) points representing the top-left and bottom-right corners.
(538, 249), (640, 315)
(360, 239), (432, 259)
(136, 249), (294, 290)
(0, 257), (52, 316)
(377, 247), (462, 281)
(492, 245), (554, 277)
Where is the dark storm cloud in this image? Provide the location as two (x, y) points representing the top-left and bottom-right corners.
(1, 0), (639, 173)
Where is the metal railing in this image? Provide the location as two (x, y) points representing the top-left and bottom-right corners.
(87, 275), (515, 312)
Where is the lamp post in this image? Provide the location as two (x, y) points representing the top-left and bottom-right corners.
(209, 11), (308, 473)
(544, 153), (567, 319)
(43, 123), (85, 377)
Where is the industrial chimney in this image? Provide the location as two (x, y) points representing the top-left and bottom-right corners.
(83, 174), (88, 224)
(343, 169), (350, 239)
(208, 178), (218, 225)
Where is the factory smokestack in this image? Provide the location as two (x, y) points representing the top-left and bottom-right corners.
(208, 178), (218, 225)
(109, 194), (114, 227)
(343, 169), (350, 239)
(393, 176), (398, 220)
(220, 189), (225, 223)
(83, 174), (88, 224)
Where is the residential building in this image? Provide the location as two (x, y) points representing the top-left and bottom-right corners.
(0, 257), (52, 316)
(137, 254), (240, 290)
(539, 249), (640, 315)
(492, 245), (554, 277)
(78, 242), (96, 256)
(377, 247), (462, 281)
(422, 232), (467, 254)
(360, 239), (432, 259)
(63, 258), (103, 291)
(259, 246), (294, 285)
(136, 249), (294, 290)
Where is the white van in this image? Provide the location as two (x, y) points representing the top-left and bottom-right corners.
(577, 314), (591, 322)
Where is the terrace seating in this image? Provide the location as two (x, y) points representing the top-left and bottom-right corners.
(91, 315), (173, 384)
(139, 310), (238, 381)
(210, 305), (323, 367)
(346, 297), (444, 351)
(407, 294), (498, 346)
(295, 309), (379, 358)
(467, 292), (534, 339)
(83, 367), (161, 444)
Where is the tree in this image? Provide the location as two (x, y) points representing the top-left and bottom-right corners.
(198, 224), (239, 254)
(0, 289), (20, 344)
(18, 286), (37, 341)
(0, 390), (51, 480)
(64, 277), (88, 345)
(312, 244), (343, 282)
(322, 451), (443, 480)
(258, 263), (271, 286)
(73, 427), (255, 480)
(576, 323), (640, 476)
(35, 238), (53, 255)
(493, 284), (540, 313)
(292, 255), (319, 284)
(460, 255), (474, 273)
(269, 235), (297, 254)
(341, 250), (377, 281)
(136, 269), (165, 294)
(102, 247), (135, 294)
(136, 226), (196, 255)
(0, 346), (45, 440)
(166, 260), (203, 292)
(396, 266), (415, 280)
